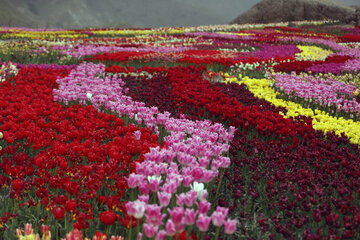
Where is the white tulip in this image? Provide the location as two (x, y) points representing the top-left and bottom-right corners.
(86, 93), (92, 100)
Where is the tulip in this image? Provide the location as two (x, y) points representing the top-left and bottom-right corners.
(86, 92), (92, 100)
(53, 206), (65, 220)
(143, 223), (158, 238)
(41, 225), (51, 240)
(168, 207), (184, 225)
(133, 130), (141, 140)
(138, 195), (149, 204)
(184, 209), (196, 226)
(146, 204), (164, 225)
(92, 231), (108, 240)
(198, 200), (211, 215)
(165, 219), (176, 236)
(12, 178), (23, 192)
(184, 190), (198, 207)
(182, 174), (194, 187)
(176, 193), (186, 206)
(139, 180), (150, 195)
(224, 219), (237, 235)
(211, 207), (229, 227)
(157, 191), (171, 207)
(99, 210), (116, 226)
(190, 181), (205, 200)
(196, 214), (211, 232)
(24, 223), (34, 235)
(65, 199), (77, 213)
(148, 176), (161, 192)
(64, 229), (83, 240)
(126, 173), (142, 189)
(155, 230), (166, 240)
(126, 200), (146, 219)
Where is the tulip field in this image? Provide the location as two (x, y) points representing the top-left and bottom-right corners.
(0, 21), (360, 239)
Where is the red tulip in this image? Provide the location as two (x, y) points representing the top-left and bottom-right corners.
(53, 206), (65, 220)
(65, 199), (77, 213)
(98, 196), (107, 205)
(99, 210), (116, 226)
(12, 179), (23, 192)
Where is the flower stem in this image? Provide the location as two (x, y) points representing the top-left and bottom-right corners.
(136, 219), (140, 238)
(197, 232), (205, 240)
(130, 189), (135, 201)
(214, 227), (220, 240)
(128, 217), (133, 240)
(215, 168), (225, 200)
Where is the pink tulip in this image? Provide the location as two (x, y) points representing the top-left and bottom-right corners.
(126, 173), (142, 188)
(224, 219), (237, 235)
(133, 200), (146, 219)
(139, 180), (150, 195)
(157, 191), (171, 207)
(146, 204), (164, 225)
(143, 223), (159, 238)
(149, 178), (160, 192)
(176, 220), (185, 233)
(211, 207), (229, 227)
(184, 190), (197, 207)
(165, 219), (176, 236)
(219, 156), (231, 168)
(155, 230), (167, 240)
(125, 201), (135, 217)
(184, 209), (196, 226)
(177, 152), (194, 166)
(198, 157), (210, 168)
(198, 200), (211, 215)
(192, 167), (204, 181)
(182, 175), (194, 187)
(176, 193), (185, 206)
(126, 200), (146, 219)
(160, 180), (178, 194)
(133, 130), (141, 140)
(138, 195), (149, 204)
(199, 189), (208, 201)
(196, 214), (211, 232)
(211, 159), (222, 170)
(168, 207), (184, 225)
(201, 169), (218, 183)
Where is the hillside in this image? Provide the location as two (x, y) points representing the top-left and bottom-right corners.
(230, 0), (356, 24)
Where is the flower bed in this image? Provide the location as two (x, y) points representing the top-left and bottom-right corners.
(1, 21), (360, 239)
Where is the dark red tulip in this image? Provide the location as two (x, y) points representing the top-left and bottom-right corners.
(12, 179), (23, 192)
(65, 199), (77, 213)
(53, 206), (65, 220)
(99, 210), (116, 226)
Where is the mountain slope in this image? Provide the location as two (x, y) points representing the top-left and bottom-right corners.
(230, 0), (355, 24)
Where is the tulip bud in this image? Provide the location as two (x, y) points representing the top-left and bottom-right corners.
(53, 206), (65, 220)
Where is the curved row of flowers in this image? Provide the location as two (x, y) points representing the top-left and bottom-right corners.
(53, 62), (237, 239)
(223, 75), (360, 145)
